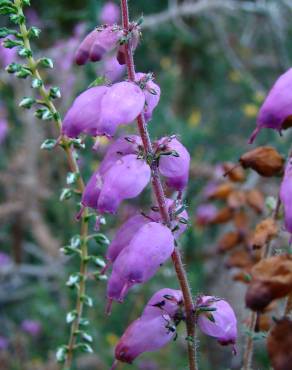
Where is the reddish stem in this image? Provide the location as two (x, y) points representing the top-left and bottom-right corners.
(120, 1), (197, 369)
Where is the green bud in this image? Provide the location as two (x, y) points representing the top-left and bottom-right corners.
(31, 78), (43, 88)
(81, 295), (93, 307)
(27, 26), (41, 38)
(18, 47), (32, 58)
(81, 332), (93, 343)
(38, 57), (53, 69)
(0, 4), (17, 16)
(75, 343), (93, 353)
(5, 62), (21, 73)
(22, 0), (31, 6)
(40, 139), (57, 150)
(79, 318), (89, 327)
(19, 96), (35, 109)
(70, 235), (81, 249)
(34, 108), (53, 120)
(10, 13), (25, 25)
(49, 86), (61, 99)
(66, 172), (80, 185)
(66, 273), (81, 288)
(66, 310), (77, 324)
(91, 233), (110, 246)
(56, 345), (68, 363)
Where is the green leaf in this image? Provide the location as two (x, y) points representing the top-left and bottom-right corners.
(81, 332), (93, 343)
(70, 235), (81, 249)
(19, 96), (35, 109)
(10, 13), (25, 25)
(70, 138), (85, 149)
(59, 188), (73, 201)
(66, 172), (79, 185)
(88, 75), (108, 88)
(66, 273), (81, 288)
(40, 139), (57, 150)
(27, 26), (41, 38)
(5, 62), (21, 73)
(18, 47), (32, 58)
(34, 107), (53, 120)
(76, 343), (93, 353)
(60, 245), (81, 256)
(56, 345), (68, 363)
(66, 309), (77, 324)
(15, 66), (32, 79)
(49, 86), (61, 99)
(2, 38), (22, 48)
(79, 318), (89, 327)
(38, 57), (53, 69)
(91, 233), (110, 246)
(92, 256), (106, 268)
(0, 4), (17, 15)
(0, 27), (17, 38)
(81, 295), (93, 307)
(22, 0), (31, 5)
(31, 78), (43, 88)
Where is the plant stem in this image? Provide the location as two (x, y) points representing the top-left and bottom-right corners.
(284, 292), (292, 316)
(13, 2), (89, 368)
(120, 1), (197, 369)
(242, 196), (281, 370)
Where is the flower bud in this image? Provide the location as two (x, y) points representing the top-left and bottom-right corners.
(107, 222), (175, 303)
(114, 314), (174, 365)
(239, 146), (284, 177)
(249, 68), (292, 143)
(99, 1), (120, 25)
(156, 137), (190, 191)
(280, 161), (292, 233)
(197, 296), (237, 348)
(82, 154), (150, 214)
(135, 73), (161, 122)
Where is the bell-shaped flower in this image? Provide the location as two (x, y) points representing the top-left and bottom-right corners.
(101, 55), (125, 82)
(62, 86), (109, 138)
(75, 25), (123, 65)
(249, 68), (292, 143)
(82, 154), (151, 214)
(142, 288), (183, 319)
(156, 137), (190, 191)
(280, 161), (292, 234)
(106, 222), (175, 305)
(99, 1), (120, 25)
(196, 204), (218, 226)
(97, 81), (145, 135)
(197, 296), (237, 349)
(135, 73), (161, 122)
(62, 82), (145, 138)
(113, 314), (174, 366)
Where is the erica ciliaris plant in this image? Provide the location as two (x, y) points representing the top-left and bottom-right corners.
(0, 0), (239, 369)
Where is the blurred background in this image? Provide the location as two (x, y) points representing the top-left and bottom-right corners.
(1, 0), (292, 369)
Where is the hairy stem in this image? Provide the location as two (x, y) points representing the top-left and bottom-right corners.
(13, 1), (89, 368)
(120, 1), (197, 369)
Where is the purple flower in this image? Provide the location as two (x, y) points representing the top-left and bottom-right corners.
(135, 73), (161, 122)
(101, 55), (126, 82)
(82, 154), (150, 214)
(0, 336), (8, 351)
(196, 204), (218, 226)
(280, 161), (292, 233)
(107, 222), (175, 306)
(75, 25), (123, 65)
(21, 320), (41, 337)
(0, 252), (11, 267)
(62, 82), (145, 138)
(197, 296), (237, 349)
(249, 68), (292, 143)
(142, 288), (183, 319)
(156, 137), (190, 191)
(62, 86), (109, 137)
(99, 1), (120, 25)
(114, 314), (174, 365)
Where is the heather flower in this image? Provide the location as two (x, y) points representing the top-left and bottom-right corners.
(142, 288), (183, 319)
(249, 68), (292, 143)
(62, 82), (145, 138)
(196, 204), (218, 226)
(75, 25), (123, 65)
(113, 314), (174, 365)
(280, 161), (292, 234)
(135, 73), (161, 122)
(82, 154), (150, 214)
(21, 320), (41, 337)
(107, 222), (175, 305)
(99, 1), (120, 25)
(101, 55), (125, 82)
(156, 137), (190, 191)
(62, 86), (109, 137)
(197, 296), (237, 349)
